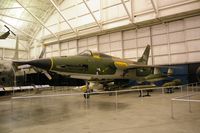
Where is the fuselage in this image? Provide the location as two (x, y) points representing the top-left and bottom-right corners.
(14, 50), (152, 81)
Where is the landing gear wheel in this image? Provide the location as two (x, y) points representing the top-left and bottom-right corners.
(84, 90), (90, 99)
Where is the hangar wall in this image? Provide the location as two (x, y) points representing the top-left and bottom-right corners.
(31, 15), (200, 65)
(0, 39), (28, 60)
(30, 0), (200, 65)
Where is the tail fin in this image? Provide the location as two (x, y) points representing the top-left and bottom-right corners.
(38, 45), (46, 58)
(137, 44), (150, 65)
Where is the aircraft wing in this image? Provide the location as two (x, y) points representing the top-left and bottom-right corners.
(125, 64), (176, 70)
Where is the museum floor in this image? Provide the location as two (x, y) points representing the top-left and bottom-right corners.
(0, 88), (200, 133)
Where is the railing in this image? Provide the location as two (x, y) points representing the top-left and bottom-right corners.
(11, 82), (199, 98)
(171, 92), (200, 119)
(11, 82), (200, 117)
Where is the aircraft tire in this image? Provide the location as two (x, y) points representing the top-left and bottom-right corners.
(84, 90), (90, 99)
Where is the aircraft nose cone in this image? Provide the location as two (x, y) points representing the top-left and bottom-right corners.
(28, 58), (51, 70)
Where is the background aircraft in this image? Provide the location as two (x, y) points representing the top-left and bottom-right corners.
(0, 25), (16, 39)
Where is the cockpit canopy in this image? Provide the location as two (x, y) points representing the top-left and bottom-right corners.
(79, 50), (112, 58)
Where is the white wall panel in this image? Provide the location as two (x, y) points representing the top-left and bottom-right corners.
(18, 51), (28, 59)
(123, 30), (136, 40)
(19, 40), (28, 50)
(46, 52), (52, 58)
(4, 49), (15, 58)
(153, 45), (168, 56)
(52, 51), (59, 57)
(0, 49), (2, 58)
(137, 37), (150, 47)
(169, 31), (184, 43)
(110, 51), (122, 58)
(169, 20), (184, 32)
(152, 34), (167, 45)
(30, 48), (35, 59)
(0, 39), (15, 49)
(61, 50), (68, 56)
(124, 39), (137, 49)
(69, 41), (77, 48)
(69, 48), (77, 55)
(171, 54), (187, 64)
(99, 43), (110, 52)
(185, 28), (200, 41)
(187, 40), (200, 52)
(52, 44), (59, 51)
(137, 47), (145, 57)
(124, 49), (137, 58)
(88, 45), (97, 51)
(78, 39), (87, 47)
(88, 36), (97, 45)
(185, 16), (200, 29)
(170, 43), (186, 54)
(154, 56), (169, 65)
(152, 24), (167, 35)
(35, 46), (42, 57)
(46, 45), (52, 52)
(99, 34), (109, 44)
(78, 47), (87, 53)
(61, 42), (69, 50)
(110, 32), (122, 41)
(137, 27), (150, 37)
(110, 41), (122, 51)
(188, 52), (200, 62)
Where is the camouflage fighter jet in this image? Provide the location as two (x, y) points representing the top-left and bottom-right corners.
(13, 45), (181, 98)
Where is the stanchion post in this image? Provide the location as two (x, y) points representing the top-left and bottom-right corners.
(189, 96), (192, 113)
(115, 91), (118, 111)
(162, 87), (164, 94)
(171, 100), (174, 119)
(192, 84), (194, 92)
(181, 86), (183, 93)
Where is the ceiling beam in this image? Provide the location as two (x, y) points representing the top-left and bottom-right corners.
(150, 0), (159, 17)
(83, 0), (102, 29)
(121, 0), (133, 22)
(0, 6), (48, 11)
(0, 19), (39, 42)
(0, 13), (37, 23)
(48, 0), (78, 35)
(15, 0), (59, 40)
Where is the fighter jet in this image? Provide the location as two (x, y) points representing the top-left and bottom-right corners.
(13, 45), (182, 98)
(13, 45), (151, 81)
(0, 25), (16, 39)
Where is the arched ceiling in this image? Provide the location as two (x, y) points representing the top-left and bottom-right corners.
(0, 0), (63, 42)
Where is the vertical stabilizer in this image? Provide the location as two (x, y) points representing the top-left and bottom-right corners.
(137, 44), (150, 65)
(39, 45), (46, 58)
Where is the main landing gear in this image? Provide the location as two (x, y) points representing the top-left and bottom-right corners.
(83, 81), (91, 99)
(139, 90), (151, 97)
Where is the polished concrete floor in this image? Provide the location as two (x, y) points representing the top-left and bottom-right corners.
(0, 88), (200, 133)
